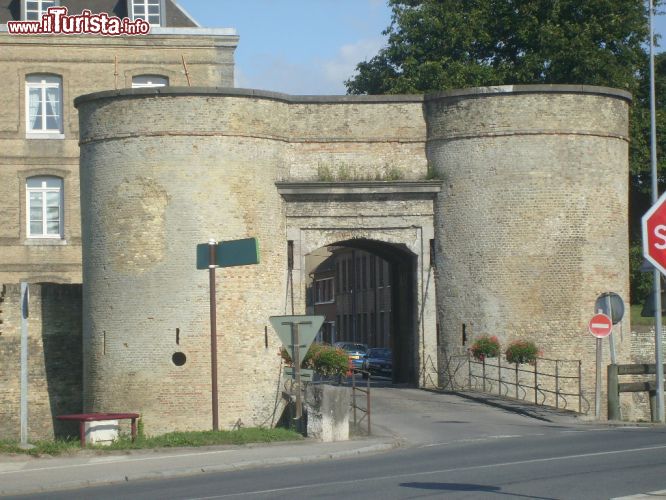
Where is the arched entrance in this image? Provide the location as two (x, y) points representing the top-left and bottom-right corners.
(277, 180), (441, 388)
(306, 239), (417, 384)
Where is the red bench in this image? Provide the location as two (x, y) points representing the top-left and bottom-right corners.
(56, 412), (140, 447)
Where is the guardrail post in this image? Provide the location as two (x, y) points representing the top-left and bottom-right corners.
(578, 360), (582, 413)
(366, 374), (371, 435)
(534, 359), (538, 405)
(468, 356), (473, 390)
(607, 364), (620, 420)
(482, 359), (486, 392)
(555, 359), (566, 408)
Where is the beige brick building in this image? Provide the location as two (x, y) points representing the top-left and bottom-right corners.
(0, 0), (237, 284)
(0, 0), (237, 440)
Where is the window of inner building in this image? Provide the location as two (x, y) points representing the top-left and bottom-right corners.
(27, 176), (63, 238)
(26, 75), (63, 136)
(315, 277), (334, 304)
(130, 0), (162, 27)
(132, 75), (169, 88)
(23, 0), (58, 20)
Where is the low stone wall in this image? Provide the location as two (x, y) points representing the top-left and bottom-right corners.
(305, 384), (350, 442)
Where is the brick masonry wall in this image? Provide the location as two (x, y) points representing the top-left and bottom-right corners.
(426, 87), (631, 417)
(75, 85), (632, 428)
(0, 283), (82, 441)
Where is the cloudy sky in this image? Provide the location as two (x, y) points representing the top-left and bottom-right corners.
(177, 0), (666, 95)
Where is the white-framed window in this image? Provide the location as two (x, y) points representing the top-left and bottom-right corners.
(26, 176), (63, 238)
(26, 74), (63, 136)
(23, 0), (58, 20)
(130, 0), (162, 27)
(132, 75), (169, 88)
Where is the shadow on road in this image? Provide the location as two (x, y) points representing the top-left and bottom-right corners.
(400, 482), (556, 499)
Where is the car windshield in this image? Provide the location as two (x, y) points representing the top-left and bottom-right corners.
(368, 348), (391, 357)
(337, 343), (367, 352)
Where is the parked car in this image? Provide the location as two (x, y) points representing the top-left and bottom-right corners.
(334, 342), (368, 369)
(362, 348), (392, 377)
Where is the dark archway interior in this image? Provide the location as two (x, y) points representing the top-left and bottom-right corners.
(308, 238), (418, 385)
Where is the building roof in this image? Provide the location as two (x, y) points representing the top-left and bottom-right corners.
(0, 0), (198, 27)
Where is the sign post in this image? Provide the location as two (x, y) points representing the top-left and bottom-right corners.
(207, 240), (219, 431)
(269, 315), (324, 424)
(589, 312), (612, 419)
(642, 188), (666, 423)
(197, 237), (260, 431)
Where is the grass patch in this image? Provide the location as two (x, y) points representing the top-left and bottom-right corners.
(0, 427), (302, 457)
(631, 303), (656, 327)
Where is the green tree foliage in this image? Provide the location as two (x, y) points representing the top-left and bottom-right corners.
(346, 0), (666, 304)
(346, 0), (649, 94)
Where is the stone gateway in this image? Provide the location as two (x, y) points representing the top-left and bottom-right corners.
(72, 85), (630, 434)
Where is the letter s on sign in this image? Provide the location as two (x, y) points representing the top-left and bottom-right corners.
(655, 225), (666, 250)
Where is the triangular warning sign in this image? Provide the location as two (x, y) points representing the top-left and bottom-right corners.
(269, 315), (325, 363)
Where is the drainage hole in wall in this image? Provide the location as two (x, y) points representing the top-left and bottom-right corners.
(172, 352), (187, 366)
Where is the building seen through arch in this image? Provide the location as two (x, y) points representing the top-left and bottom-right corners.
(306, 246), (393, 349)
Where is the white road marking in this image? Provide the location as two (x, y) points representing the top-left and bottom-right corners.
(191, 443), (666, 499)
(612, 490), (666, 499)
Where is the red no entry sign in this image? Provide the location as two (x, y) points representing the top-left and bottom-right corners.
(588, 313), (612, 338)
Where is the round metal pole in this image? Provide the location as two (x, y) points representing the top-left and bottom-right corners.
(595, 338), (602, 419)
(649, 0), (665, 423)
(209, 239), (219, 431)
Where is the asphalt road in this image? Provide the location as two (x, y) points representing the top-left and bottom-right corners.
(7, 386), (666, 499)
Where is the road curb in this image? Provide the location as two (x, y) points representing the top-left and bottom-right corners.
(0, 441), (400, 496)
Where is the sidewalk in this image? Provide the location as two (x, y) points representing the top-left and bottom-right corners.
(0, 436), (399, 496)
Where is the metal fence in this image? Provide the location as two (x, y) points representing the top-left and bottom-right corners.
(350, 369), (371, 435)
(446, 354), (590, 414)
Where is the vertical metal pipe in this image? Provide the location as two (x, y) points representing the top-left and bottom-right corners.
(649, 0), (665, 423)
(605, 296), (617, 365)
(292, 323), (302, 421)
(595, 338), (602, 418)
(351, 250), (357, 343)
(208, 240), (219, 431)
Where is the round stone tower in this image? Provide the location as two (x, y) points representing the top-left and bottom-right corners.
(425, 85), (631, 408)
(75, 89), (291, 434)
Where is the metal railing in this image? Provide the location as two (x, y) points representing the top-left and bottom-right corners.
(457, 354), (589, 414)
(350, 369), (371, 434)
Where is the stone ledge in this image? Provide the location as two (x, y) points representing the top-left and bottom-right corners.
(275, 180), (443, 197)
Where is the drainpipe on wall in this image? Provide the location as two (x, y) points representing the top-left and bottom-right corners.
(352, 250), (357, 343)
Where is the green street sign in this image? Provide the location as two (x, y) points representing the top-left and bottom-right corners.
(196, 243), (215, 269)
(284, 368), (314, 380)
(197, 238), (260, 269)
(269, 315), (324, 362)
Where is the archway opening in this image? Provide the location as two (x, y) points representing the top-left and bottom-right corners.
(305, 238), (418, 385)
